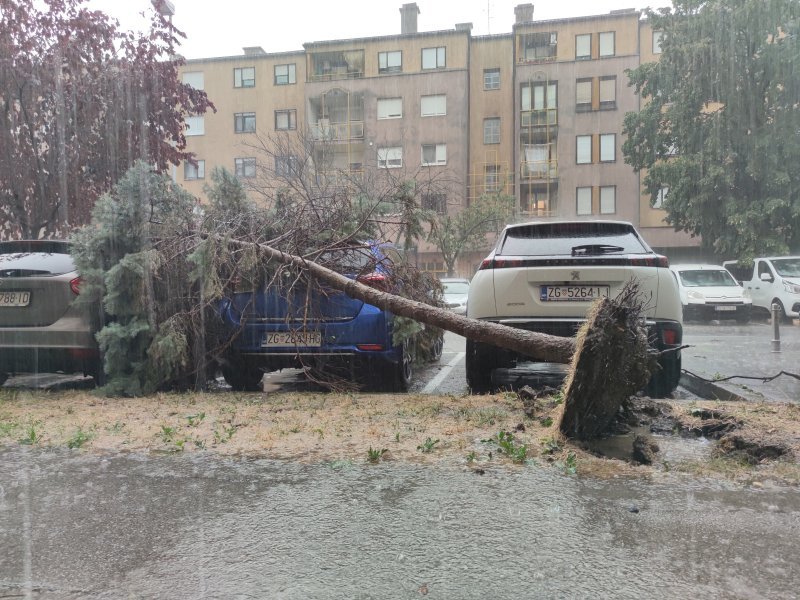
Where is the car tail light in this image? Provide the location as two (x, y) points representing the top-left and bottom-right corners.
(357, 344), (384, 352)
(69, 348), (99, 359)
(478, 258), (494, 270)
(662, 327), (679, 345)
(629, 255), (670, 268)
(357, 272), (389, 291)
(70, 276), (82, 295)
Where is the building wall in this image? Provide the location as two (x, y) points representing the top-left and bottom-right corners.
(176, 5), (700, 276)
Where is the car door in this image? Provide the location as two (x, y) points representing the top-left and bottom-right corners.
(750, 260), (775, 310)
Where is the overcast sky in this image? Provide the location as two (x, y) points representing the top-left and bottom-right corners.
(86, 0), (673, 59)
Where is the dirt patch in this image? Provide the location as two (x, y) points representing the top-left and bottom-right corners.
(0, 388), (798, 483)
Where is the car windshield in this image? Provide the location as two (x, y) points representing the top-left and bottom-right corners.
(772, 259), (800, 278)
(498, 223), (649, 256)
(678, 269), (738, 287)
(443, 282), (469, 294)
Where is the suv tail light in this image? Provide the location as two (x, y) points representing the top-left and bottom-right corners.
(70, 276), (82, 295)
(662, 325), (680, 345)
(480, 255), (670, 270)
(629, 255), (670, 268)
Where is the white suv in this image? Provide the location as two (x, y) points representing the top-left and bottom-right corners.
(466, 220), (683, 395)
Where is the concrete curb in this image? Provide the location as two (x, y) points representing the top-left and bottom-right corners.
(679, 372), (751, 402)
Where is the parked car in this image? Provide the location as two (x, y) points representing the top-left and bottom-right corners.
(723, 257), (800, 319)
(466, 220), (683, 396)
(0, 240), (102, 385)
(670, 264), (752, 323)
(218, 241), (441, 391)
(440, 277), (470, 315)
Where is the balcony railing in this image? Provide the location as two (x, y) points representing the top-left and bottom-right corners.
(521, 109), (558, 127)
(521, 159), (558, 180)
(316, 169), (364, 187)
(310, 120), (365, 141)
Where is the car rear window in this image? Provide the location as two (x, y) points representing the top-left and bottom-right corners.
(498, 222), (649, 256)
(0, 241), (75, 277)
(677, 269), (738, 287)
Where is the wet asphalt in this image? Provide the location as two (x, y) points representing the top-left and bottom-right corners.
(1, 447), (798, 599)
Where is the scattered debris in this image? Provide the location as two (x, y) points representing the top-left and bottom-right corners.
(714, 433), (792, 464)
(632, 434), (660, 465)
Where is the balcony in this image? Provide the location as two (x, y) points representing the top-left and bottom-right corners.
(310, 50), (364, 82)
(521, 108), (558, 128)
(520, 159), (558, 181)
(310, 120), (365, 142)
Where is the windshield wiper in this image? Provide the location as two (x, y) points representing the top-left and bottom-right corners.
(571, 244), (625, 256)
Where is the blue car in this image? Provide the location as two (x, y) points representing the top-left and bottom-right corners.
(218, 242), (440, 391)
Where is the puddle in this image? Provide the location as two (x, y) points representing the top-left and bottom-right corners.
(587, 425), (714, 465)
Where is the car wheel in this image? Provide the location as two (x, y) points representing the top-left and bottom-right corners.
(91, 362), (107, 387)
(221, 352), (264, 391)
(466, 339), (497, 393)
(645, 354), (681, 398)
(0, 372), (8, 387)
(771, 299), (787, 322)
(429, 333), (444, 362)
(391, 338), (414, 392)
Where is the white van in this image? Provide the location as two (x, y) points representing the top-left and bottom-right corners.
(723, 257), (800, 318)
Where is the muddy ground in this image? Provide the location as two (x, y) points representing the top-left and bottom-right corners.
(0, 387), (798, 484)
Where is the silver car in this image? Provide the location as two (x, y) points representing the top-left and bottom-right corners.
(0, 240), (101, 385)
(440, 277), (470, 315)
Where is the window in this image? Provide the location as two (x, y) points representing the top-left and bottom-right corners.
(275, 155), (299, 177)
(421, 144), (446, 166)
(378, 147), (402, 168)
(484, 68), (500, 90)
(653, 31), (664, 54)
(599, 31), (615, 57)
(599, 76), (616, 109)
(521, 82), (557, 126)
(421, 94), (446, 117)
(184, 160), (205, 180)
(274, 63), (296, 85)
(234, 112), (256, 133)
(422, 46), (446, 69)
(234, 67), (255, 88)
(378, 50), (402, 74)
(576, 79), (592, 111)
(422, 193), (446, 214)
(182, 71), (204, 90)
(274, 109), (296, 131)
(235, 157), (256, 178)
(653, 187), (669, 209)
(600, 186), (616, 214)
(377, 97), (403, 119)
(576, 187), (592, 215)
(184, 116), (204, 136)
(600, 133), (616, 162)
(576, 135), (592, 164)
(484, 165), (501, 193)
(483, 117), (500, 144)
(575, 34), (591, 60)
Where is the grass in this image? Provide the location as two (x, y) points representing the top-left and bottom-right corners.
(367, 447), (388, 463)
(417, 437), (439, 453)
(67, 427), (93, 449)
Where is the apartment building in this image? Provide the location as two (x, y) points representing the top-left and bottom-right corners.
(177, 3), (698, 277)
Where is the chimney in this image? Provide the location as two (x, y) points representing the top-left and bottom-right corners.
(514, 3), (534, 24)
(455, 22), (473, 33)
(400, 3), (420, 34)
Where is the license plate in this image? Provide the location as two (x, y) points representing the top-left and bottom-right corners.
(715, 305), (737, 312)
(540, 285), (610, 301)
(0, 291), (31, 307)
(263, 331), (322, 347)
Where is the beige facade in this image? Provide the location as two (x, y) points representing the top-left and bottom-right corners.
(177, 3), (698, 276)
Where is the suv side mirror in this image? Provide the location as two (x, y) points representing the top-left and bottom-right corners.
(760, 272), (774, 283)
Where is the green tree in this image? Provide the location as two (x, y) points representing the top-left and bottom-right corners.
(71, 161), (201, 395)
(427, 193), (514, 276)
(622, 0), (800, 260)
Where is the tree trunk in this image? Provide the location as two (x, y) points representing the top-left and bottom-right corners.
(226, 238), (575, 364)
